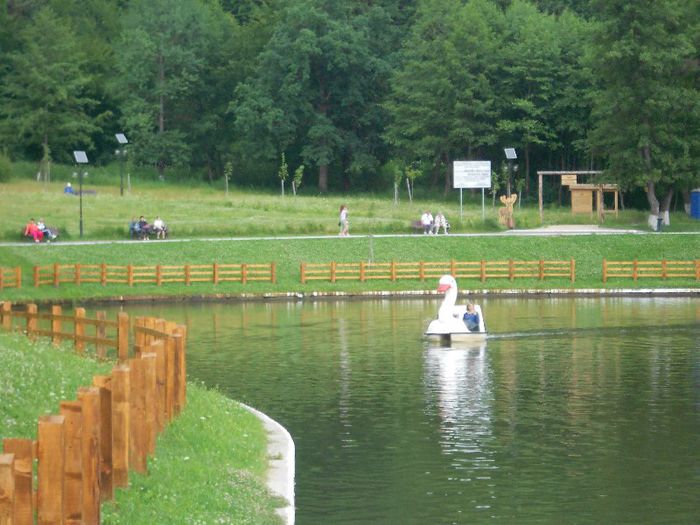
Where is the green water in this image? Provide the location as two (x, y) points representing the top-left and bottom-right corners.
(112, 297), (700, 524)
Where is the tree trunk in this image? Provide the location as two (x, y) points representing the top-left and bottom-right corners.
(443, 152), (452, 196)
(318, 164), (328, 193)
(645, 180), (660, 215)
(157, 52), (166, 179)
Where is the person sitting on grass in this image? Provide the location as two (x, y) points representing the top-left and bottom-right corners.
(24, 218), (43, 243)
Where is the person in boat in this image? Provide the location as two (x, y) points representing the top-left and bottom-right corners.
(463, 303), (480, 331)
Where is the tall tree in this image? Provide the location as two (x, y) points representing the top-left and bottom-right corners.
(588, 0), (700, 220)
(0, 7), (101, 166)
(113, 0), (228, 177)
(235, 0), (391, 192)
(385, 0), (502, 193)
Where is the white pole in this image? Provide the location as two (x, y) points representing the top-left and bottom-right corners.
(482, 188), (485, 221)
(460, 189), (463, 221)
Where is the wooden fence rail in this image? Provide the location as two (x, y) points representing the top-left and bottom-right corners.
(0, 302), (187, 524)
(33, 262), (276, 288)
(300, 259), (576, 284)
(0, 267), (21, 290)
(602, 259), (700, 282)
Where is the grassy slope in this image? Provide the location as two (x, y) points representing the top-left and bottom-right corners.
(0, 234), (698, 302)
(0, 333), (282, 525)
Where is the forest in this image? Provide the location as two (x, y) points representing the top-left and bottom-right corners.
(0, 0), (698, 213)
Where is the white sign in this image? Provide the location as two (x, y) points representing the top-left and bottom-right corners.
(453, 161), (491, 189)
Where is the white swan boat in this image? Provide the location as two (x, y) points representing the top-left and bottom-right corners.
(425, 275), (487, 342)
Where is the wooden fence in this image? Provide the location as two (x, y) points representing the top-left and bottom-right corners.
(33, 262), (276, 288)
(0, 302), (187, 524)
(602, 259), (700, 282)
(301, 259), (576, 283)
(0, 267), (21, 290)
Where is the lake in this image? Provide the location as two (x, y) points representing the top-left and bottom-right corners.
(106, 296), (700, 524)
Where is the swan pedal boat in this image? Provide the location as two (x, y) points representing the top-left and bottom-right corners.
(425, 275), (487, 343)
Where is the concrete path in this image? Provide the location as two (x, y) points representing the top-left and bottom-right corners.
(241, 404), (295, 525)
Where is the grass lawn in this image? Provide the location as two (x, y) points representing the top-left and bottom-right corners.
(0, 233), (698, 303)
(0, 332), (283, 525)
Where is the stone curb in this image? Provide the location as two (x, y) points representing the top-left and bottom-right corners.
(241, 403), (295, 525)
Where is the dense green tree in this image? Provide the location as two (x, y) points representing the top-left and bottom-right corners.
(235, 0), (398, 192)
(385, 0), (502, 193)
(588, 0), (700, 219)
(0, 7), (101, 166)
(113, 0), (231, 177)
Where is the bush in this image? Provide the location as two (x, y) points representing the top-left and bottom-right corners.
(0, 153), (13, 182)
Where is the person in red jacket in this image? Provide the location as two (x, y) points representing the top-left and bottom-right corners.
(24, 218), (43, 243)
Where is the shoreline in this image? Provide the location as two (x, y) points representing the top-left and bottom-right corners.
(8, 287), (699, 307)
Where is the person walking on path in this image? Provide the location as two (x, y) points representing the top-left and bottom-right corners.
(339, 205), (349, 236)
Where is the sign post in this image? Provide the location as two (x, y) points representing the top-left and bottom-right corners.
(453, 161), (492, 221)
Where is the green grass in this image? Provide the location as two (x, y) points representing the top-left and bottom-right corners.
(0, 234), (698, 303)
(102, 384), (283, 525)
(2, 176), (698, 242)
(0, 332), (283, 525)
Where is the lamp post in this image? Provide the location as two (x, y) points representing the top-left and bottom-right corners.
(504, 147), (517, 197)
(73, 151), (88, 238)
(116, 133), (128, 196)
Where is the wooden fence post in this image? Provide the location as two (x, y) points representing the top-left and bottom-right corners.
(92, 375), (113, 502)
(164, 335), (176, 422)
(141, 353), (157, 455)
(570, 258), (576, 283)
(661, 259), (667, 279)
(508, 259), (515, 281)
(128, 358), (147, 474)
(271, 262), (276, 283)
(185, 265), (191, 286)
(59, 401), (83, 524)
(696, 260), (700, 281)
(539, 260), (545, 281)
(37, 415), (65, 525)
(360, 261), (366, 282)
(174, 325), (187, 413)
(300, 263), (306, 284)
(33, 266), (39, 288)
(2, 439), (34, 525)
(419, 261), (425, 281)
(51, 305), (62, 347)
(480, 260), (486, 282)
(152, 341), (167, 434)
(0, 453), (15, 525)
(111, 366), (130, 488)
(77, 387), (101, 525)
(15, 268), (21, 289)
(117, 312), (129, 362)
(127, 265), (134, 287)
(0, 269), (4, 291)
(156, 265), (162, 286)
(53, 263), (60, 288)
(213, 262), (219, 285)
(633, 259), (638, 281)
(450, 259), (456, 277)
(75, 264), (81, 286)
(26, 304), (37, 340)
(0, 302), (10, 331)
(74, 308), (86, 354)
(241, 263), (248, 284)
(391, 260), (397, 282)
(96, 311), (107, 359)
(101, 263), (107, 286)
(602, 258), (607, 283)
(330, 262), (336, 283)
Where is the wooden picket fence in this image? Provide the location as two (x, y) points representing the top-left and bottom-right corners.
(33, 262), (276, 288)
(0, 267), (21, 290)
(0, 302), (187, 524)
(300, 258), (576, 283)
(602, 258), (700, 282)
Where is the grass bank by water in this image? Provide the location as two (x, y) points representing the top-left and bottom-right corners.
(0, 234), (698, 303)
(0, 332), (282, 525)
